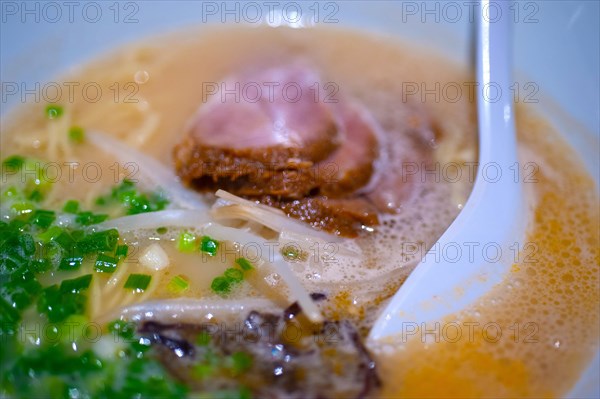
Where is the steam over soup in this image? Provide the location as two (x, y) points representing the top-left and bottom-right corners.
(1, 26), (598, 398)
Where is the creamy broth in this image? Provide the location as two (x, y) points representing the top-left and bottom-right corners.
(376, 109), (600, 397)
(1, 26), (598, 398)
(2, 26), (477, 325)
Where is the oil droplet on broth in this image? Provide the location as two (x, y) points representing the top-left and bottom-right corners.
(134, 70), (150, 84)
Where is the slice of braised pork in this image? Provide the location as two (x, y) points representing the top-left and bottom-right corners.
(260, 195), (379, 237)
(173, 63), (437, 236)
(173, 64), (341, 199)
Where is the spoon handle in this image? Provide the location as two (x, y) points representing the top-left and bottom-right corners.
(477, 0), (518, 168)
(369, 0), (523, 342)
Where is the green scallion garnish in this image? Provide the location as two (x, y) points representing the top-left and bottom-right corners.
(107, 319), (136, 340)
(123, 274), (151, 291)
(94, 254), (118, 273)
(37, 285), (86, 322)
(115, 244), (129, 259)
(75, 211), (108, 226)
(10, 201), (35, 215)
(63, 200), (80, 214)
(45, 104), (64, 119)
(59, 253), (84, 271)
(28, 209), (55, 228)
(168, 275), (190, 293)
(235, 257), (254, 271)
(3, 186), (19, 198)
(60, 274), (93, 293)
(80, 229), (119, 253)
(2, 155), (25, 171)
(224, 268), (244, 283)
(177, 231), (197, 253)
(27, 189), (44, 202)
(37, 225), (63, 242)
(210, 276), (231, 295)
(68, 126), (85, 143)
(200, 235), (219, 256)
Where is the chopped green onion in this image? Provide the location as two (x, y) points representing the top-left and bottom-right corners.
(224, 268), (244, 283)
(68, 126), (85, 143)
(17, 233), (36, 256)
(45, 104), (63, 119)
(210, 260), (249, 296)
(112, 178), (136, 196)
(60, 274), (92, 293)
(2, 156), (53, 202)
(80, 229), (119, 253)
(71, 230), (86, 242)
(177, 231), (197, 253)
(29, 258), (51, 273)
(37, 226), (64, 242)
(55, 231), (76, 250)
(210, 276), (231, 295)
(94, 254), (118, 273)
(2, 155), (25, 172)
(168, 275), (190, 293)
(115, 244), (129, 259)
(123, 273), (152, 291)
(110, 179), (169, 215)
(200, 235), (219, 256)
(0, 297), (21, 327)
(63, 200), (80, 214)
(37, 285), (87, 322)
(59, 253), (84, 271)
(27, 189), (44, 202)
(3, 186), (19, 198)
(6, 269), (42, 304)
(29, 209), (55, 228)
(10, 201), (35, 215)
(235, 257), (254, 271)
(75, 211), (108, 226)
(107, 319), (136, 340)
(96, 179), (169, 216)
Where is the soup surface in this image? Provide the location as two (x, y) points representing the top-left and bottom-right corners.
(0, 26), (598, 398)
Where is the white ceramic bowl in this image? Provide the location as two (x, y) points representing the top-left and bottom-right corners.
(1, 1), (597, 397)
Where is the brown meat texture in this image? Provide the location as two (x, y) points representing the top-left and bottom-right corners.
(260, 195), (379, 237)
(175, 99), (381, 202)
(173, 63), (437, 236)
(173, 64), (341, 198)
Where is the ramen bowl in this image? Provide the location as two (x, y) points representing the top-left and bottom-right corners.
(1, 1), (598, 397)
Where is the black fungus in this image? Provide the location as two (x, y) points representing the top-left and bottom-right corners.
(139, 303), (380, 399)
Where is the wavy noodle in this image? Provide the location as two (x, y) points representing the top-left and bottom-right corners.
(124, 99), (161, 147)
(96, 210), (324, 323)
(94, 210), (213, 232)
(99, 298), (278, 325)
(212, 190), (333, 237)
(87, 131), (208, 210)
(202, 223), (324, 323)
